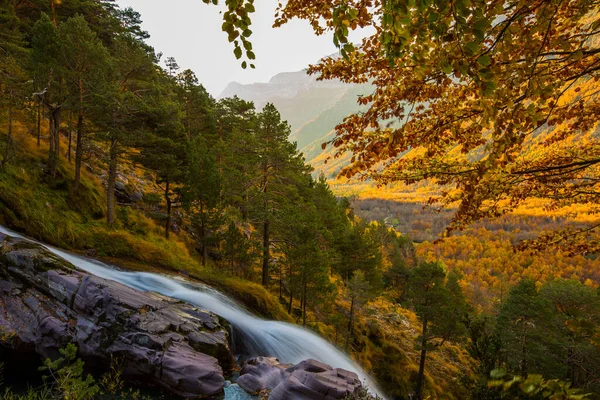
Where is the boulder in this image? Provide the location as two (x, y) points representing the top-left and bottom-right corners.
(131, 191), (143, 202)
(237, 357), (363, 400)
(0, 236), (234, 398)
(237, 356), (292, 394)
(114, 181), (126, 191)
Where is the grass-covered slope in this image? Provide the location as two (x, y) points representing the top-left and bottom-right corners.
(0, 123), (290, 321)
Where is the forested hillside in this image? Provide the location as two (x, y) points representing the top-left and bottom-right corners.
(0, 1), (599, 400)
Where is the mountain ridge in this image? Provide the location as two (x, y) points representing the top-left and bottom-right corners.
(220, 68), (370, 168)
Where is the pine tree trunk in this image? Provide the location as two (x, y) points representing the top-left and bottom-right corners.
(302, 277), (307, 327)
(262, 219), (270, 287)
(50, 0), (57, 25)
(187, 98), (191, 140)
(415, 317), (428, 400)
(261, 161), (270, 287)
(107, 138), (118, 226)
(54, 110), (60, 161)
(335, 326), (338, 344)
(36, 103), (41, 147)
(288, 263), (293, 314)
(218, 122), (223, 178)
(48, 106), (61, 179)
(74, 110), (83, 193)
(48, 117), (54, 171)
(201, 203), (207, 266)
(165, 180), (172, 239)
(279, 264), (283, 301)
(2, 91), (13, 169)
(242, 193), (248, 220)
(67, 124), (72, 163)
(520, 337), (528, 377)
(345, 296), (355, 350)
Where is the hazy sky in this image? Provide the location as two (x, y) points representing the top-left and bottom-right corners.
(116, 0), (371, 96)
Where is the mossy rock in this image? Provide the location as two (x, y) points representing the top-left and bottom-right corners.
(0, 237), (75, 273)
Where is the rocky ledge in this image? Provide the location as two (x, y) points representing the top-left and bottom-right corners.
(0, 233), (368, 399)
(0, 234), (234, 398)
(237, 357), (363, 399)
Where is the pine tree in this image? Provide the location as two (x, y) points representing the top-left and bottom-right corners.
(94, 33), (155, 226)
(176, 69), (215, 140)
(0, 0), (27, 170)
(183, 137), (221, 265)
(538, 280), (600, 391)
(248, 103), (309, 287)
(134, 68), (186, 238)
(337, 221), (383, 286)
(345, 270), (370, 350)
(222, 219), (256, 278)
(30, 13), (64, 179)
(280, 203), (333, 325)
(496, 279), (561, 379)
(217, 96), (257, 217)
(406, 261), (467, 400)
(57, 15), (110, 193)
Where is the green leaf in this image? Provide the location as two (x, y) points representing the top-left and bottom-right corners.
(234, 46), (242, 59)
(441, 60), (453, 74)
(428, 12), (440, 22)
(521, 382), (537, 394)
(490, 369), (506, 379)
(464, 41), (479, 56)
(477, 55), (491, 66)
(383, 13), (394, 26)
(473, 19), (490, 31)
(473, 28), (485, 41)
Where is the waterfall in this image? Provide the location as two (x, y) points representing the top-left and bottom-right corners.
(0, 225), (385, 398)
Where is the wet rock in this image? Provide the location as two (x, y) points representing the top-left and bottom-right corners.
(237, 357), (363, 400)
(237, 356), (291, 394)
(84, 249), (98, 257)
(0, 236), (234, 398)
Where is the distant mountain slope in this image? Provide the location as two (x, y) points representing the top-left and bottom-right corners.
(220, 69), (371, 156)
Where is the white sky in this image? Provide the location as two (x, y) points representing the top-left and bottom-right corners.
(116, 0), (372, 96)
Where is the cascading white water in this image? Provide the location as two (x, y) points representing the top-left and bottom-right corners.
(0, 225), (385, 398)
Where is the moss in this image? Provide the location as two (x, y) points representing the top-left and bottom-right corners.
(196, 273), (292, 321)
(32, 252), (75, 272)
(0, 135), (202, 274)
(0, 240), (75, 273)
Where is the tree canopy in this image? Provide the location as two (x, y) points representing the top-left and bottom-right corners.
(217, 0), (600, 255)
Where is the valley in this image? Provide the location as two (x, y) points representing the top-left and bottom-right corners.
(0, 1), (599, 400)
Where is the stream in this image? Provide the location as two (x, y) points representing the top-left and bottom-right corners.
(0, 225), (384, 398)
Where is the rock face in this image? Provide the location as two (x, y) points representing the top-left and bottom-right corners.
(237, 357), (363, 400)
(0, 234), (234, 398)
